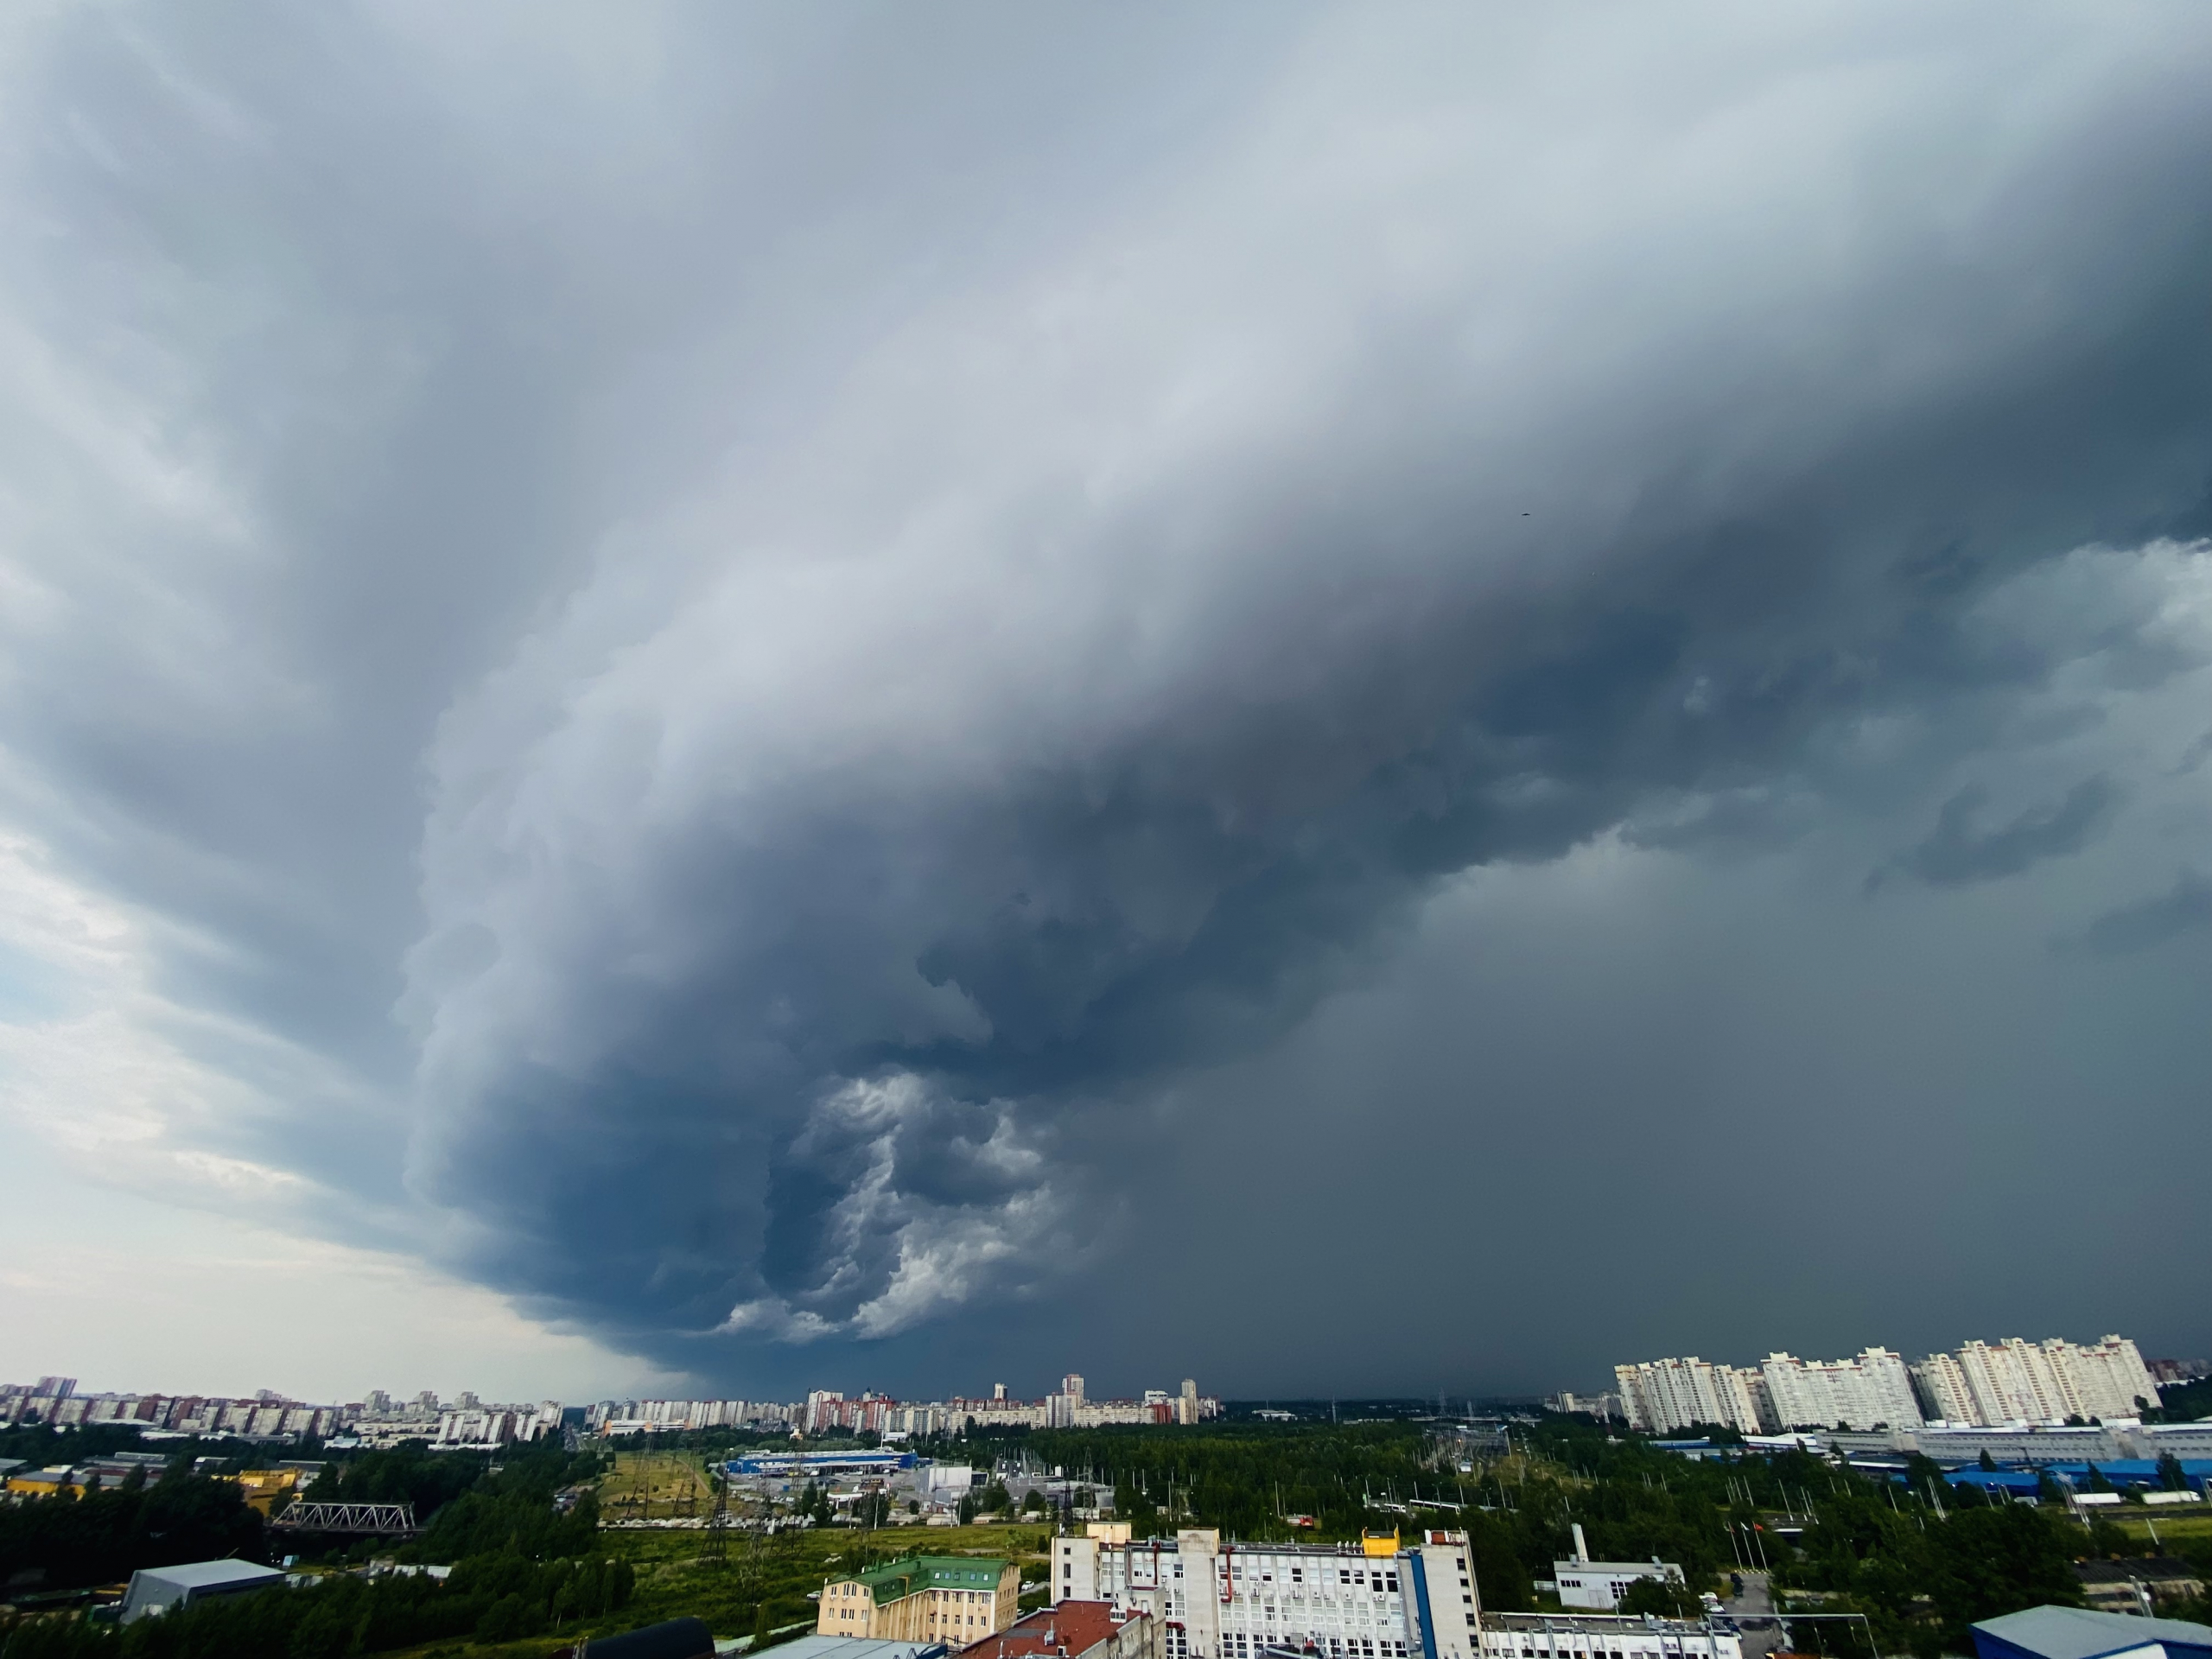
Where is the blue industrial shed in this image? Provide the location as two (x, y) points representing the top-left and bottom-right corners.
(1972, 1605), (2212, 1659)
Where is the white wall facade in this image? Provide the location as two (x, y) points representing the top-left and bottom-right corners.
(1759, 1350), (1923, 1432)
(1614, 1361), (1767, 1435)
(1914, 1337), (2159, 1427)
(1056, 1529), (1480, 1659)
(1478, 1615), (1738, 1659)
(1554, 1564), (1683, 1612)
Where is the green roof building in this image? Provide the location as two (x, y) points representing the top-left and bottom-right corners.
(820, 1554), (1020, 1647)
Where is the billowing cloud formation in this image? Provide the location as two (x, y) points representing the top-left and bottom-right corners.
(2, 3), (2209, 1393)
(1885, 777), (2120, 890)
(2064, 870), (2212, 958)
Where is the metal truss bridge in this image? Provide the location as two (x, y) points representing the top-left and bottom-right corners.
(271, 1501), (419, 1535)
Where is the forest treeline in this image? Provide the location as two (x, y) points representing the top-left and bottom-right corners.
(0, 1443), (634, 1659)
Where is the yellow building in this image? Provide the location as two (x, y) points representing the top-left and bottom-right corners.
(225, 1468), (306, 1514)
(818, 1555), (1020, 1645)
(3, 1465), (79, 1498)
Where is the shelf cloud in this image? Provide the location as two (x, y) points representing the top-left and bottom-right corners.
(2, 2), (2209, 1394)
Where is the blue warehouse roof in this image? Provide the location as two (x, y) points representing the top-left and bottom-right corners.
(1972, 1605), (2212, 1659)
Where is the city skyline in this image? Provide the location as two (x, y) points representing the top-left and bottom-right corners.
(1, 3), (2209, 1398)
(7, 1332), (2202, 1425)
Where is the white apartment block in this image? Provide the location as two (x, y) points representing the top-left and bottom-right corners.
(1618, 1334), (2158, 1435)
(432, 1404), (562, 1447)
(1758, 1350), (1923, 1432)
(1909, 1353), (1978, 1425)
(1613, 1360), (1767, 1436)
(1910, 1337), (2158, 1427)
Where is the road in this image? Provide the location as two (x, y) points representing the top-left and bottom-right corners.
(1722, 1570), (1784, 1659)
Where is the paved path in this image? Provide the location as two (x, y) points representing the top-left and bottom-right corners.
(1722, 1571), (1784, 1659)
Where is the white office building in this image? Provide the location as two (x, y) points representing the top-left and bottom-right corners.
(1553, 1525), (1685, 1612)
(1476, 1614), (1738, 1659)
(1054, 1527), (1734, 1659)
(1054, 1527), (1479, 1659)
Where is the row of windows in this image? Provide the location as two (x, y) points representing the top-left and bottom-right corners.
(1221, 1567), (1400, 1592)
(1218, 1635), (1407, 1659)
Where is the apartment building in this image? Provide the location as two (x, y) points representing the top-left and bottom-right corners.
(1759, 1350), (1923, 1432)
(1910, 1338), (2158, 1426)
(1613, 1359), (1767, 1436)
(1616, 1333), (2158, 1434)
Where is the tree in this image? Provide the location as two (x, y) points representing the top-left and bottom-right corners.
(2157, 1453), (2187, 1492)
(2085, 1519), (2129, 1558)
(1620, 1577), (1699, 1618)
(1924, 1503), (2082, 1653)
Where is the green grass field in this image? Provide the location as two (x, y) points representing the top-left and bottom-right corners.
(365, 1520), (1051, 1659)
(625, 1521), (1050, 1645)
(2104, 1509), (2212, 1548)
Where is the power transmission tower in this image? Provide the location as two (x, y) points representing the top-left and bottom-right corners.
(706, 1467), (731, 1568)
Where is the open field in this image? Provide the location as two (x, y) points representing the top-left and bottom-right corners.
(2103, 1509), (2212, 1548)
(599, 1520), (1053, 1645)
(598, 1449), (721, 1523)
(357, 1522), (1051, 1658)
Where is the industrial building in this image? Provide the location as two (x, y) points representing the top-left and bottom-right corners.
(817, 1555), (1020, 1645)
(2071, 1558), (2206, 1618)
(1970, 1606), (2212, 1659)
(729, 1450), (919, 1479)
(120, 1560), (287, 1623)
(1551, 1527), (1684, 1612)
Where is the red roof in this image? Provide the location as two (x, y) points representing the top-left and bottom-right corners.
(964, 1601), (1128, 1659)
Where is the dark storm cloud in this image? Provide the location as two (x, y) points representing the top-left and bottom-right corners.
(3, 3), (2210, 1389)
(1882, 776), (2121, 890)
(2062, 870), (2212, 958)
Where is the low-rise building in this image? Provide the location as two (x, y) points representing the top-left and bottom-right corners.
(120, 1559), (287, 1623)
(2071, 1558), (2207, 1617)
(966, 1601), (1162, 1659)
(1476, 1613), (1738, 1659)
(767, 1639), (950, 1659)
(224, 1468), (308, 1513)
(818, 1556), (1020, 1646)
(1552, 1529), (1684, 1612)
(1970, 1606), (2212, 1659)
(576, 1616), (718, 1658)
(4, 1465), (80, 1498)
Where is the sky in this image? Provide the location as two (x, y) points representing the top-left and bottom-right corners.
(2, 2), (2209, 1408)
